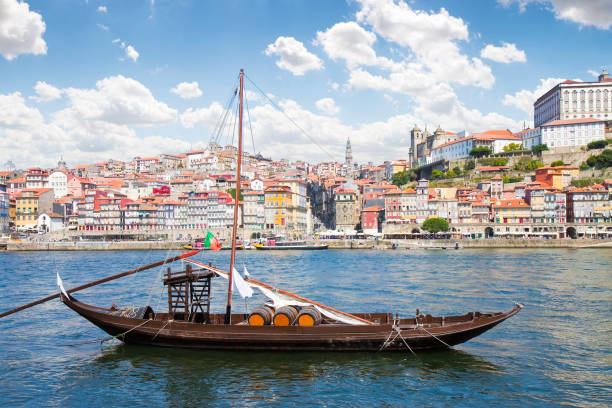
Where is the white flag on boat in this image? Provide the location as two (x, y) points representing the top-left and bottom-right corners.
(232, 267), (253, 298)
(56, 272), (69, 298)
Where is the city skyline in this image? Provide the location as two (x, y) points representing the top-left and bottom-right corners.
(1, 0), (611, 168)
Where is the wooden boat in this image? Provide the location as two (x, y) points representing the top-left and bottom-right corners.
(59, 288), (522, 351)
(48, 69), (522, 352)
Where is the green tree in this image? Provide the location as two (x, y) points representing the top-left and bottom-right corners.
(226, 188), (244, 201)
(469, 146), (492, 158)
(503, 175), (524, 183)
(587, 140), (609, 150)
(479, 157), (509, 166)
(464, 159), (476, 171)
(445, 169), (456, 178)
(525, 159), (545, 171)
(422, 217), (450, 233)
(550, 160), (565, 167)
(391, 170), (416, 186)
(532, 144), (549, 153)
(430, 169), (444, 180)
(503, 143), (523, 152)
(591, 149), (612, 169)
(452, 166), (462, 176)
(571, 177), (604, 188)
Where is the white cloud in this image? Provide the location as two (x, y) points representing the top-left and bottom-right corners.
(125, 45), (139, 62)
(480, 42), (526, 63)
(61, 75), (177, 126)
(31, 81), (63, 102)
(588, 69), (600, 78)
(316, 22), (379, 68)
(97, 24), (109, 31)
(170, 81), (203, 99)
(0, 0), (47, 60)
(264, 36), (323, 76)
(356, 0), (494, 89)
(0, 92), (44, 127)
(497, 0), (612, 30)
(503, 77), (565, 116)
(97, 6), (107, 13)
(0, 76), (190, 168)
(331, 82), (340, 91)
(180, 102), (224, 128)
(315, 97), (340, 115)
(112, 38), (120, 43)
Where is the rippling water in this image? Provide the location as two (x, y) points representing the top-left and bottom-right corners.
(0, 248), (610, 407)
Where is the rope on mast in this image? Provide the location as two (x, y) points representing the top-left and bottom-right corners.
(244, 74), (337, 162)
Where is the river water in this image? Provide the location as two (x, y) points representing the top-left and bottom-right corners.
(0, 248), (610, 407)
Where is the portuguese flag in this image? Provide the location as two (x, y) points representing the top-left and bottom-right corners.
(204, 231), (221, 251)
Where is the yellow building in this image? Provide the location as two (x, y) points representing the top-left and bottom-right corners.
(492, 199), (531, 224)
(14, 188), (54, 229)
(535, 165), (579, 190)
(264, 185), (293, 231)
(391, 159), (407, 175)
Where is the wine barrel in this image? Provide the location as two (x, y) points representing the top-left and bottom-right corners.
(297, 306), (322, 326)
(273, 305), (299, 326)
(248, 305), (274, 326)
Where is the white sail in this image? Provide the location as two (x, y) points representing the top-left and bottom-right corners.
(232, 267), (253, 299)
(185, 259), (371, 326)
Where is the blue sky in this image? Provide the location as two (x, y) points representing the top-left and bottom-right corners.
(0, 0), (611, 168)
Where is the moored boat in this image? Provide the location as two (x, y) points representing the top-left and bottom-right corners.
(253, 240), (328, 250)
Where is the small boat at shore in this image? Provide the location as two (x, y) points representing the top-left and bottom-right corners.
(253, 240), (328, 250)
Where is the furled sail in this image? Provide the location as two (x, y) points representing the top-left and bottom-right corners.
(184, 259), (374, 326)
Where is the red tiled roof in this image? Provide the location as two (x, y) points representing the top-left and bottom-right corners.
(476, 166), (509, 172)
(492, 199), (529, 209)
(542, 118), (603, 127)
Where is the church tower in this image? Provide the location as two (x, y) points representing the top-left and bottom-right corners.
(345, 138), (353, 165)
(410, 124), (422, 168)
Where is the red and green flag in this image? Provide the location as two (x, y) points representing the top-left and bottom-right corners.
(204, 231), (221, 251)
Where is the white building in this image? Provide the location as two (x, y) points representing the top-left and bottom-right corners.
(534, 69), (612, 128)
(250, 177), (264, 192)
(48, 171), (68, 198)
(429, 130), (521, 163)
(541, 118), (605, 148)
(514, 127), (542, 150)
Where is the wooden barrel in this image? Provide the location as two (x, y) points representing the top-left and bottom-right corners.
(273, 305), (299, 326)
(297, 306), (322, 326)
(248, 305), (274, 326)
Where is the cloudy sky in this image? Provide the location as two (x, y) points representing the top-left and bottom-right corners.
(0, 0), (610, 168)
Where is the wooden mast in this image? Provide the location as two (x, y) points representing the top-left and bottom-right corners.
(225, 69), (244, 324)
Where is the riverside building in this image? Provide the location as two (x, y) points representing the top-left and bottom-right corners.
(534, 69), (612, 127)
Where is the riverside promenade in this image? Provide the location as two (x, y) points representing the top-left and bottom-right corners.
(5, 238), (612, 251)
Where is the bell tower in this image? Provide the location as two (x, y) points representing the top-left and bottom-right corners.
(345, 138), (353, 165)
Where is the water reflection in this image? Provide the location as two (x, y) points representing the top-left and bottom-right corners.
(82, 344), (502, 406)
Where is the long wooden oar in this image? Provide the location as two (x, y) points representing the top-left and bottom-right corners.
(0, 249), (201, 319)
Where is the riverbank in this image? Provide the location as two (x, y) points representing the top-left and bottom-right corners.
(4, 238), (612, 251)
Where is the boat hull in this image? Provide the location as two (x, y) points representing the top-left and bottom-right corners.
(60, 294), (521, 352)
(254, 244), (328, 250)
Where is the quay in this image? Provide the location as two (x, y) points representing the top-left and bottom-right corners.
(4, 238), (612, 251)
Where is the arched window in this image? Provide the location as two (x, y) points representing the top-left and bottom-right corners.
(596, 90), (601, 110)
